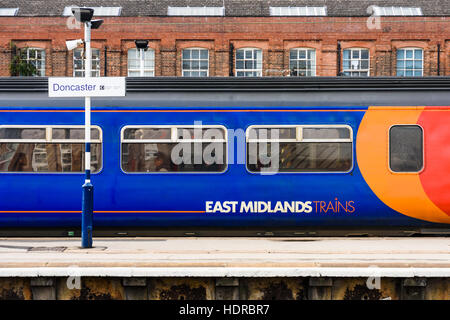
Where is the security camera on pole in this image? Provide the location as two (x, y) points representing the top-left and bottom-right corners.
(48, 8), (125, 248)
(70, 7), (103, 248)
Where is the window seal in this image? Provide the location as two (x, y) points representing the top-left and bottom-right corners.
(120, 124), (228, 175)
(245, 124), (354, 174)
(0, 125), (103, 174)
(388, 124), (424, 174)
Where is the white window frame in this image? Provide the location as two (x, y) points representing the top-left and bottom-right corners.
(372, 6), (423, 16)
(269, 6), (327, 16)
(182, 48), (209, 77)
(73, 48), (100, 77)
(235, 48), (263, 77)
(63, 7), (122, 16)
(0, 8), (19, 16)
(0, 125), (103, 174)
(21, 48), (46, 77)
(245, 124), (353, 174)
(396, 48), (423, 77)
(120, 125), (228, 174)
(127, 48), (155, 77)
(289, 48), (316, 76)
(167, 7), (225, 16)
(343, 48), (370, 77)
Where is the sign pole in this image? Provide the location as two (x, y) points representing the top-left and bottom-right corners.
(48, 75), (125, 247)
(82, 21), (93, 248)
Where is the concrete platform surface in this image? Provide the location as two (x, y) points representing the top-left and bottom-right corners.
(0, 237), (449, 277)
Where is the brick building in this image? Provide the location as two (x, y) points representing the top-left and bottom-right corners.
(0, 0), (449, 77)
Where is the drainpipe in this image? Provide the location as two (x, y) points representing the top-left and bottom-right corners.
(337, 42), (341, 76)
(437, 43), (440, 76)
(229, 43), (234, 76)
(104, 46), (108, 77)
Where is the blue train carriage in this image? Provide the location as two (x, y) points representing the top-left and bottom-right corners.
(0, 77), (449, 236)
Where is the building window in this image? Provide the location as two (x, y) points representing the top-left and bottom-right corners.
(397, 48), (423, 76)
(168, 6), (224, 16)
(121, 126), (227, 173)
(20, 48), (45, 76)
(372, 6), (422, 16)
(0, 126), (102, 173)
(235, 48), (262, 77)
(289, 48), (316, 76)
(246, 125), (353, 173)
(73, 48), (100, 77)
(389, 125), (423, 172)
(0, 8), (19, 16)
(269, 6), (327, 16)
(128, 48), (155, 76)
(63, 6), (122, 16)
(343, 48), (370, 76)
(182, 49), (209, 77)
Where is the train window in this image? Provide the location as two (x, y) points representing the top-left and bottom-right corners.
(177, 128), (225, 140)
(0, 126), (102, 173)
(303, 128), (350, 139)
(123, 128), (171, 140)
(249, 128), (297, 140)
(121, 125), (227, 173)
(0, 128), (46, 140)
(246, 125), (353, 173)
(52, 128), (100, 140)
(389, 125), (423, 172)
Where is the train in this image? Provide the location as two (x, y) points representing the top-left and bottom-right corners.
(0, 77), (449, 236)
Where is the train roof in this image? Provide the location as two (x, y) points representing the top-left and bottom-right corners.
(0, 77), (449, 108)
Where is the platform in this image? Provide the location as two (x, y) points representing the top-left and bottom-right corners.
(0, 237), (448, 300)
(0, 237), (449, 276)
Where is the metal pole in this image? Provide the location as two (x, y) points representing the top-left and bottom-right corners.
(140, 48), (144, 76)
(337, 42), (341, 76)
(82, 21), (93, 248)
(437, 43), (441, 76)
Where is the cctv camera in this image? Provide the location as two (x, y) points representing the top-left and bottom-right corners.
(66, 39), (84, 51)
(135, 40), (149, 51)
(91, 19), (104, 30)
(71, 7), (94, 23)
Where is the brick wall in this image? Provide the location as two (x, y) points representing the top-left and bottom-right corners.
(0, 16), (448, 77)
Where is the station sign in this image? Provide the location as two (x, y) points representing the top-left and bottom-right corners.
(48, 77), (126, 97)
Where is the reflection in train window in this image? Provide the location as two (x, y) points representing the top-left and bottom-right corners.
(121, 125), (227, 173)
(389, 125), (423, 172)
(246, 125), (353, 173)
(0, 126), (102, 173)
(0, 128), (46, 140)
(123, 128), (171, 140)
(52, 128), (100, 140)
